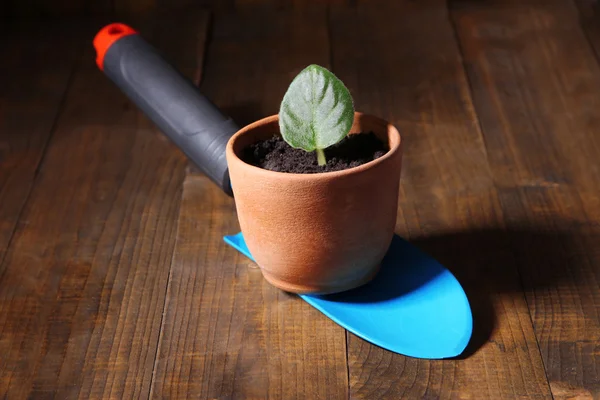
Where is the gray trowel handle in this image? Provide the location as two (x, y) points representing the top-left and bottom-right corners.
(94, 23), (237, 196)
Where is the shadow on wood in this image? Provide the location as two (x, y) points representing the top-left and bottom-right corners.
(410, 224), (593, 358)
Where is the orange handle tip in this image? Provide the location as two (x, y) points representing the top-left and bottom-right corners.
(93, 23), (138, 70)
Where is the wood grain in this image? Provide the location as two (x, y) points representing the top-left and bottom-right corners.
(330, 3), (552, 398)
(234, 0), (349, 7)
(151, 8), (349, 399)
(1, 0), (353, 17)
(577, 0), (600, 93)
(0, 21), (80, 276)
(115, 0), (155, 17)
(3, 1), (599, 397)
(3, 0), (113, 17)
(453, 2), (600, 398)
(0, 12), (209, 399)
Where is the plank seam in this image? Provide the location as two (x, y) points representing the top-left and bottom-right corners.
(147, 10), (213, 399)
(326, 5), (351, 398)
(148, 188), (184, 400)
(573, 0), (600, 81)
(446, 4), (555, 397)
(0, 38), (82, 280)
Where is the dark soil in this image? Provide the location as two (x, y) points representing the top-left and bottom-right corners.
(242, 132), (388, 174)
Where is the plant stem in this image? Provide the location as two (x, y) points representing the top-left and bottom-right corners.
(316, 148), (326, 166)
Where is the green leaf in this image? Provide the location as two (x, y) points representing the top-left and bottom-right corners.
(279, 64), (354, 154)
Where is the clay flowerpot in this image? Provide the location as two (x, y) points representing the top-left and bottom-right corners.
(226, 112), (403, 294)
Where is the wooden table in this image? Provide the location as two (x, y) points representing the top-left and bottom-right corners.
(1, 1), (599, 398)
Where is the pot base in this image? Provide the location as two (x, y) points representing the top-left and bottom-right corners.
(260, 264), (382, 295)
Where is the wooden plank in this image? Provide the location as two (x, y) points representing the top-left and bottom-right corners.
(3, 0), (113, 17)
(115, 0), (156, 17)
(0, 21), (81, 282)
(576, 0), (600, 81)
(0, 11), (209, 399)
(154, 0), (234, 14)
(234, 0), (287, 8)
(575, 0), (600, 19)
(151, 8), (349, 399)
(329, 3), (552, 398)
(452, 2), (600, 398)
(233, 0), (348, 8)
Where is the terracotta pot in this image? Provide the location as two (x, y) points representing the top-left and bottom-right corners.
(226, 112), (403, 294)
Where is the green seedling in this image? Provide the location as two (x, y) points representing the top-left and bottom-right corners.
(279, 64), (355, 166)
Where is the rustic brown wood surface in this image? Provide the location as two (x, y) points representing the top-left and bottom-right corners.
(0, 10), (208, 399)
(1, 0), (352, 18)
(453, 2), (600, 398)
(1, 0), (599, 398)
(0, 21), (81, 276)
(150, 8), (349, 399)
(330, 3), (551, 398)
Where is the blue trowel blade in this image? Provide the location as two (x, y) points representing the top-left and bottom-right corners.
(224, 232), (473, 359)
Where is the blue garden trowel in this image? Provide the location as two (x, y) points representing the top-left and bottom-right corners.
(94, 23), (473, 358)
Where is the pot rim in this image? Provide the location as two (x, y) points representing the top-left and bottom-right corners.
(226, 112), (402, 181)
